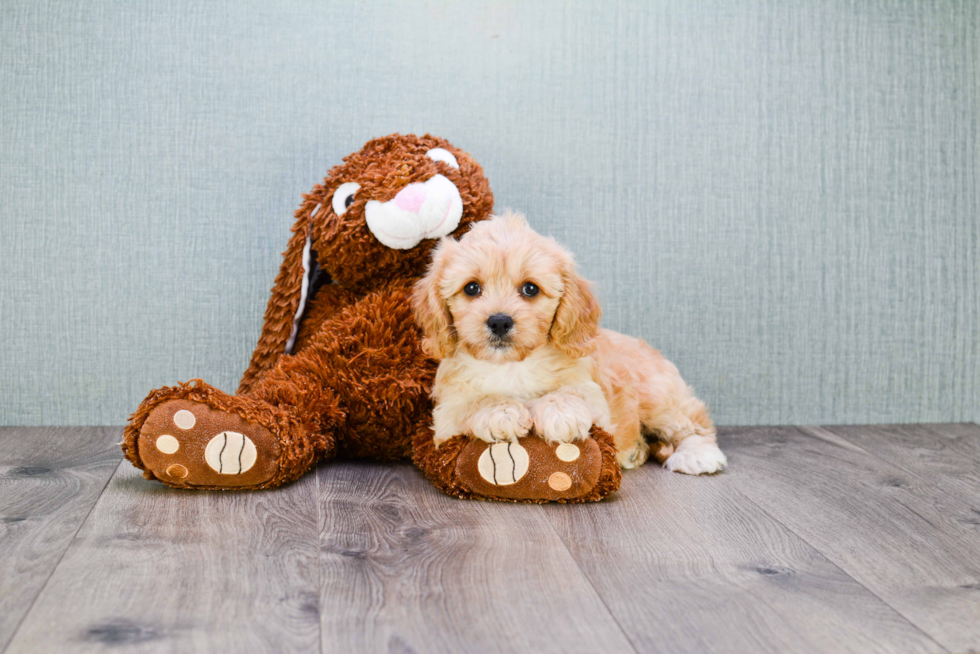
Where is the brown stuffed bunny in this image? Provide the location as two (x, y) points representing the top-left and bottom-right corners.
(122, 133), (620, 502)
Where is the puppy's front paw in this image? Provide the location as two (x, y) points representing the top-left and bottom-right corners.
(529, 394), (593, 444)
(469, 403), (532, 443)
(664, 437), (727, 475)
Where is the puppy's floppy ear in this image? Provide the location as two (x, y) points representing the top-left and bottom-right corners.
(550, 252), (602, 359)
(412, 237), (458, 360)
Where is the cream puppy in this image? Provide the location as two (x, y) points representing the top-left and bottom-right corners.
(412, 212), (726, 475)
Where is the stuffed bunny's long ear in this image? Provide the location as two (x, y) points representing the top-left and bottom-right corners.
(238, 200), (321, 394)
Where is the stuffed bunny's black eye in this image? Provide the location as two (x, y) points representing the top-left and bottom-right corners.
(521, 282), (539, 298)
(464, 282), (481, 297)
(331, 182), (360, 215)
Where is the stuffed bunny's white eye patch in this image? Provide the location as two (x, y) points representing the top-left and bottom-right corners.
(426, 148), (459, 169)
(332, 182), (360, 216)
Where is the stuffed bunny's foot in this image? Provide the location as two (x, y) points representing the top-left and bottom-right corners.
(415, 426), (622, 503)
(137, 399), (284, 489)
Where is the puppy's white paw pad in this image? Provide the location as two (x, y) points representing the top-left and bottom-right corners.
(664, 444), (727, 475)
(470, 404), (532, 443)
(531, 396), (593, 443)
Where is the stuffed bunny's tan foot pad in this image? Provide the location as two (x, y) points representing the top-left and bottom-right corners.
(137, 400), (280, 488)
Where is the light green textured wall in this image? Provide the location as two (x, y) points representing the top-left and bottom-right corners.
(1, 0), (977, 426)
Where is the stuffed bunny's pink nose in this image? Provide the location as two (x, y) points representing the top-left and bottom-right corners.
(394, 184), (427, 213)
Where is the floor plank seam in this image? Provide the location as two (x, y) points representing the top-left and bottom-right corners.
(920, 423), (980, 444)
(800, 426), (940, 491)
(3, 456), (122, 654)
(315, 463), (323, 654)
(538, 505), (642, 654)
(725, 477), (951, 654)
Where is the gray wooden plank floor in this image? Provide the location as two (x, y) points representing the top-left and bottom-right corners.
(544, 462), (942, 653)
(7, 460), (321, 653)
(316, 461), (634, 653)
(0, 428), (120, 652)
(1, 424), (977, 654)
(725, 425), (980, 653)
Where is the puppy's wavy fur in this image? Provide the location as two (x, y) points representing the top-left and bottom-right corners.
(413, 212), (726, 474)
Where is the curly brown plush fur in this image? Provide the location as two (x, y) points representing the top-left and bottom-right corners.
(121, 133), (619, 502)
(238, 134), (494, 394)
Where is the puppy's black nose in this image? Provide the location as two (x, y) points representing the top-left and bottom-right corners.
(486, 313), (514, 337)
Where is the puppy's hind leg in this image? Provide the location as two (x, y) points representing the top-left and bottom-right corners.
(604, 388), (650, 469)
(640, 392), (727, 475)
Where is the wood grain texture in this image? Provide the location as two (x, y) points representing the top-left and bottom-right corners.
(544, 461), (941, 654)
(6, 425), (978, 652)
(316, 460), (635, 654)
(819, 423), (980, 505)
(0, 427), (120, 651)
(5, 461), (321, 654)
(725, 425), (980, 653)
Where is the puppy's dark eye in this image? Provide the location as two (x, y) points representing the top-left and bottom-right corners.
(521, 282), (539, 298)
(464, 282), (481, 297)
(344, 195), (354, 209)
